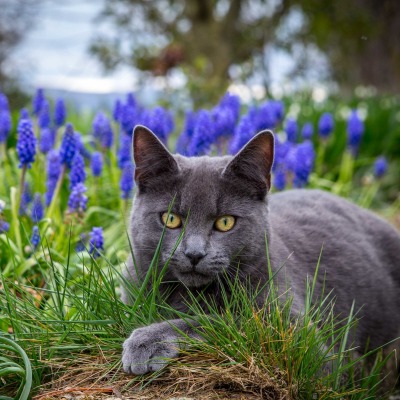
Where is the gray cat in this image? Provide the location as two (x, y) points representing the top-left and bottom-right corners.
(122, 125), (400, 382)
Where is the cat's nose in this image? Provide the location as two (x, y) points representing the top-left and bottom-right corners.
(184, 249), (206, 266)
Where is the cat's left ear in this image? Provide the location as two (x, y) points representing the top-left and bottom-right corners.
(223, 130), (274, 199)
(133, 125), (178, 192)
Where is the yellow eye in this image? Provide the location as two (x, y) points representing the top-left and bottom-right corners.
(161, 212), (182, 229)
(215, 215), (236, 232)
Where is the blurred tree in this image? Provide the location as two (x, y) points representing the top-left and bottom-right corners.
(283, 0), (400, 93)
(90, 0), (287, 105)
(91, 0), (400, 103)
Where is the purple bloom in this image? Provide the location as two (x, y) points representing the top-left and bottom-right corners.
(285, 118), (298, 143)
(188, 110), (215, 156)
(176, 111), (197, 155)
(68, 182), (88, 213)
(255, 101), (277, 131)
(17, 118), (37, 168)
(218, 92), (241, 122)
(54, 98), (66, 127)
(89, 226), (104, 258)
(301, 123), (314, 140)
(120, 162), (134, 199)
(212, 106), (236, 139)
(126, 93), (136, 107)
(118, 133), (132, 169)
(0, 220), (10, 233)
(120, 102), (138, 135)
(0, 93), (9, 111)
(93, 112), (114, 149)
(272, 101), (284, 122)
(374, 156), (388, 178)
(20, 108), (29, 119)
(31, 225), (40, 250)
(45, 150), (61, 206)
(60, 123), (77, 168)
(229, 114), (256, 154)
(69, 152), (86, 189)
(38, 100), (51, 129)
(113, 99), (121, 122)
(273, 168), (286, 191)
(31, 193), (44, 223)
(318, 112), (334, 138)
(347, 110), (364, 155)
(273, 138), (291, 169)
(293, 141), (315, 188)
(32, 88), (45, 116)
(39, 127), (55, 154)
(143, 106), (174, 143)
(90, 151), (103, 177)
(0, 109), (11, 143)
(19, 182), (32, 215)
(75, 233), (88, 252)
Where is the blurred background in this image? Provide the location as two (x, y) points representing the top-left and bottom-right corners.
(1, 0), (400, 109)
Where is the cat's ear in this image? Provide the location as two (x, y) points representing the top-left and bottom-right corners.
(133, 125), (178, 192)
(223, 130), (274, 199)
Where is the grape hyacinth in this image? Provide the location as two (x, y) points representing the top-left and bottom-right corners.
(45, 150), (61, 206)
(69, 152), (86, 189)
(113, 99), (121, 122)
(120, 162), (134, 199)
(118, 133), (132, 169)
(374, 156), (388, 178)
(0, 220), (10, 233)
(31, 193), (44, 223)
(301, 123), (313, 140)
(90, 151), (103, 177)
(273, 168), (286, 191)
(318, 112), (334, 138)
(188, 110), (215, 156)
(0, 93), (9, 111)
(68, 182), (88, 213)
(219, 92), (241, 122)
(272, 100), (285, 122)
(143, 106), (174, 143)
(93, 112), (113, 149)
(31, 226), (40, 250)
(39, 127), (55, 153)
(229, 114), (256, 154)
(254, 101), (277, 131)
(176, 111), (197, 155)
(285, 118), (298, 143)
(32, 88), (45, 115)
(89, 227), (104, 259)
(19, 182), (33, 215)
(20, 108), (30, 119)
(60, 123), (77, 168)
(0, 94), (11, 143)
(347, 110), (364, 155)
(16, 118), (37, 168)
(54, 98), (66, 127)
(293, 141), (315, 188)
(38, 100), (51, 129)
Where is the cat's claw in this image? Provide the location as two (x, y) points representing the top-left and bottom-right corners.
(122, 325), (180, 375)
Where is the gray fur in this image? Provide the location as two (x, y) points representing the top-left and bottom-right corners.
(122, 125), (400, 378)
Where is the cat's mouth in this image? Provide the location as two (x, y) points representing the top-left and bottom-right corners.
(173, 265), (220, 288)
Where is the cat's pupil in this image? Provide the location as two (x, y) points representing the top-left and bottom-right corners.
(169, 216), (174, 223)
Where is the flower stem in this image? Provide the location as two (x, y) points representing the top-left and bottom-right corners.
(17, 164), (27, 214)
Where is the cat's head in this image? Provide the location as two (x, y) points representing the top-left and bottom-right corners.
(130, 125), (274, 288)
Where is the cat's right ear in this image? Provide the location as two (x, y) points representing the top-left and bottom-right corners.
(133, 125), (178, 192)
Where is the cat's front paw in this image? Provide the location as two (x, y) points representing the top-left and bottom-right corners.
(122, 324), (180, 375)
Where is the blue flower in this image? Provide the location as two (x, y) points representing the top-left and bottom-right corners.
(272, 100), (284, 122)
(229, 114), (256, 154)
(273, 168), (286, 191)
(0, 220), (10, 233)
(54, 98), (66, 127)
(347, 110), (364, 155)
(318, 112), (334, 138)
(17, 118), (37, 168)
(89, 226), (104, 258)
(293, 141), (315, 188)
(175, 111), (197, 155)
(301, 123), (314, 140)
(68, 183), (88, 213)
(212, 106), (236, 139)
(32, 88), (45, 116)
(254, 101), (277, 131)
(0, 109), (11, 143)
(90, 151), (103, 177)
(113, 99), (121, 122)
(19, 182), (32, 215)
(0, 93), (9, 111)
(20, 108), (29, 119)
(38, 100), (51, 129)
(120, 162), (135, 199)
(39, 127), (55, 154)
(219, 92), (241, 122)
(69, 152), (86, 189)
(188, 110), (215, 156)
(93, 112), (114, 149)
(120, 102), (137, 135)
(45, 150), (61, 206)
(31, 193), (44, 223)
(285, 118), (298, 143)
(31, 225), (40, 250)
(118, 133), (132, 169)
(143, 106), (174, 143)
(374, 156), (388, 178)
(60, 123), (77, 168)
